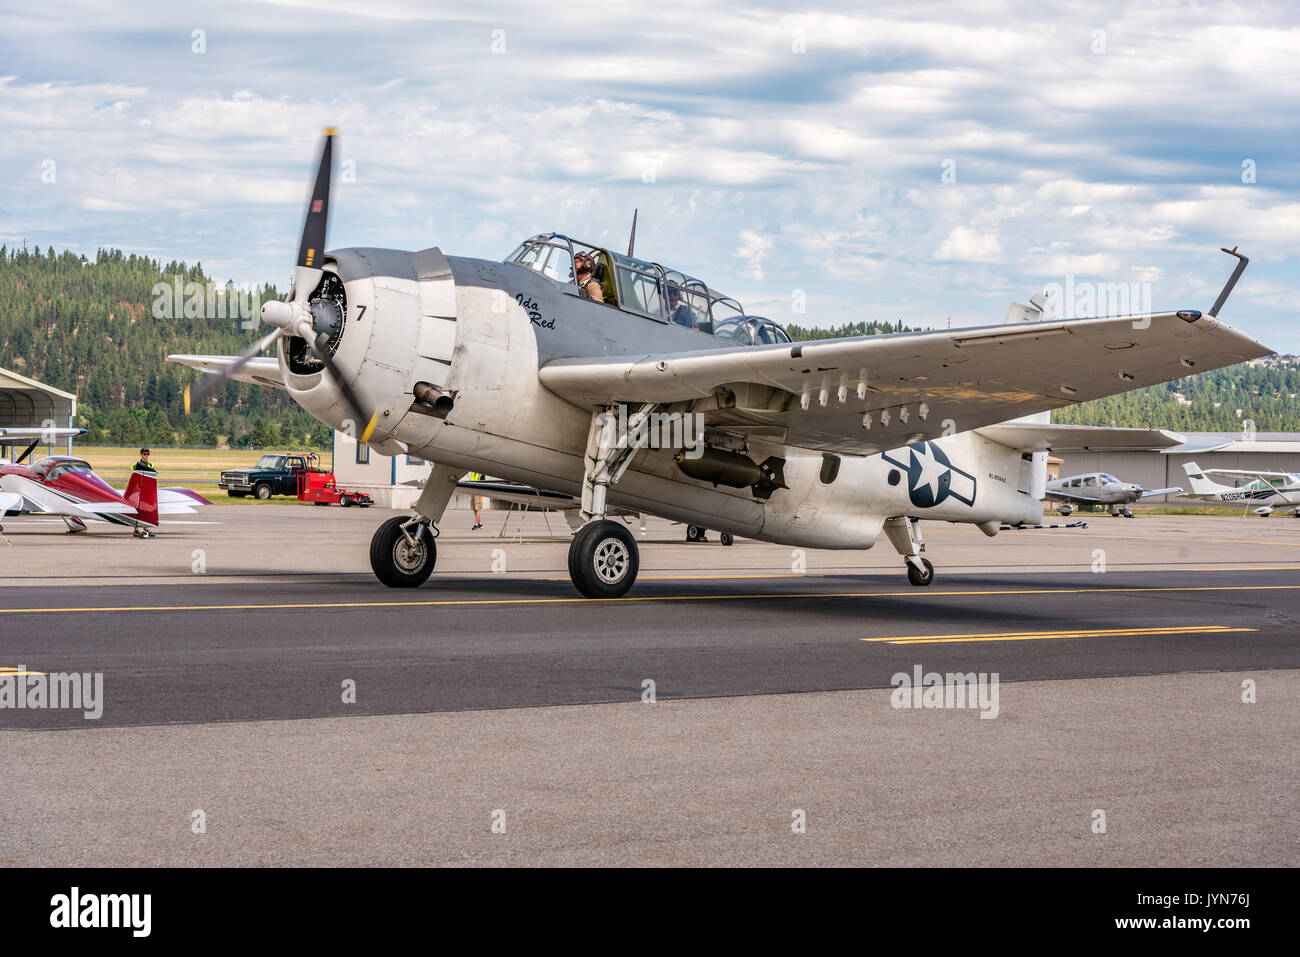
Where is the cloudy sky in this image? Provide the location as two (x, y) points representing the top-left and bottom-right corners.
(2, 0), (1297, 344)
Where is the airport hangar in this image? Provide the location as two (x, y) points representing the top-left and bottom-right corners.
(0, 365), (78, 460)
(333, 426), (1300, 509)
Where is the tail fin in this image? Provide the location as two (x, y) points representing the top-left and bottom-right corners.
(1182, 461), (1228, 495)
(124, 468), (159, 528)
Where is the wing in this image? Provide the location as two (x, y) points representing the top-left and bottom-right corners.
(1190, 465), (1296, 480)
(0, 427), (87, 440)
(1043, 489), (1097, 503)
(458, 480), (579, 509)
(457, 480), (639, 517)
(974, 423), (1184, 452)
(166, 356), (286, 391)
(539, 311), (1270, 455)
(1140, 486), (1183, 498)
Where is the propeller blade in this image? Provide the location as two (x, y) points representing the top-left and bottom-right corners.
(311, 332), (379, 443)
(183, 327), (285, 413)
(293, 128), (335, 303)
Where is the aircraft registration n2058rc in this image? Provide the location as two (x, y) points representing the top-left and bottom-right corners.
(170, 131), (1273, 597)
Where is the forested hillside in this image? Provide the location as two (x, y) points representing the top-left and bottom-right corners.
(0, 245), (328, 447)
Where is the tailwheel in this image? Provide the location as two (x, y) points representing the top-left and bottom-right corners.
(906, 557), (934, 587)
(569, 519), (639, 598)
(370, 516), (437, 587)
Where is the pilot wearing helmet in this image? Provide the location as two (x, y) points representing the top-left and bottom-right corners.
(666, 288), (696, 328)
(575, 252), (604, 302)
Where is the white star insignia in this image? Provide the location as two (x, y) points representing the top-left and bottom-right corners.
(911, 445), (950, 500)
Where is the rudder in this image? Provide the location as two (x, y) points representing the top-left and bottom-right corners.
(125, 468), (160, 527)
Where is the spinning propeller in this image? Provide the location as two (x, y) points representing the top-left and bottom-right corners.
(183, 129), (379, 443)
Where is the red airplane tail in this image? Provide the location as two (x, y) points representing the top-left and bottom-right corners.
(124, 468), (159, 528)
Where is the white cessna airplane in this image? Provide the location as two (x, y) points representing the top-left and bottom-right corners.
(170, 131), (1272, 597)
(1181, 461), (1300, 517)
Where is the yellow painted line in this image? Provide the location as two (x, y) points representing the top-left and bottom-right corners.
(0, 667), (46, 675)
(2, 582), (1300, 615)
(865, 625), (1255, 645)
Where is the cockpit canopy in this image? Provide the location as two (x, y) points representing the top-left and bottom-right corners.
(30, 457), (93, 480)
(504, 234), (791, 346)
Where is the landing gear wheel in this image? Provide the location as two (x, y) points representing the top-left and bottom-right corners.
(906, 558), (934, 587)
(253, 482), (273, 500)
(720, 532), (734, 547)
(569, 519), (639, 598)
(686, 525), (705, 542)
(340, 494), (353, 507)
(370, 516), (437, 588)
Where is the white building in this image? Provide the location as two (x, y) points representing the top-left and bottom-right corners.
(331, 430), (479, 510)
(0, 366), (78, 460)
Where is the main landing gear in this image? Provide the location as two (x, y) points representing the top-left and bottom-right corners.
(565, 404), (664, 598)
(568, 519), (639, 599)
(884, 516), (934, 587)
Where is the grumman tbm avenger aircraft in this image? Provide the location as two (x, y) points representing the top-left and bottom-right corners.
(1045, 468), (1184, 518)
(169, 131), (1272, 597)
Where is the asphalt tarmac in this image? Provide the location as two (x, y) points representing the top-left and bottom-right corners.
(2, 507), (1297, 864)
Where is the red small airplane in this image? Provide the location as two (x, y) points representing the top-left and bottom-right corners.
(0, 430), (210, 536)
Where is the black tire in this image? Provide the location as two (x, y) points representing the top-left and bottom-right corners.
(720, 532), (734, 547)
(906, 558), (934, 587)
(568, 519), (639, 598)
(370, 516), (437, 588)
(686, 524), (705, 542)
(340, 494), (353, 507)
(253, 482), (273, 500)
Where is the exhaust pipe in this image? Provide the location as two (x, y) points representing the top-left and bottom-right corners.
(413, 381), (455, 418)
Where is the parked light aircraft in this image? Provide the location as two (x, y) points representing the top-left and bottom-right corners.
(1045, 467), (1184, 518)
(1181, 461), (1300, 517)
(169, 131), (1271, 596)
(0, 454), (210, 536)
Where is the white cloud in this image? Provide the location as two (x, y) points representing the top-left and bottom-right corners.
(935, 226), (1002, 262)
(735, 230), (773, 282)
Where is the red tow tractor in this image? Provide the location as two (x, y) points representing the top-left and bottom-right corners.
(295, 455), (374, 508)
